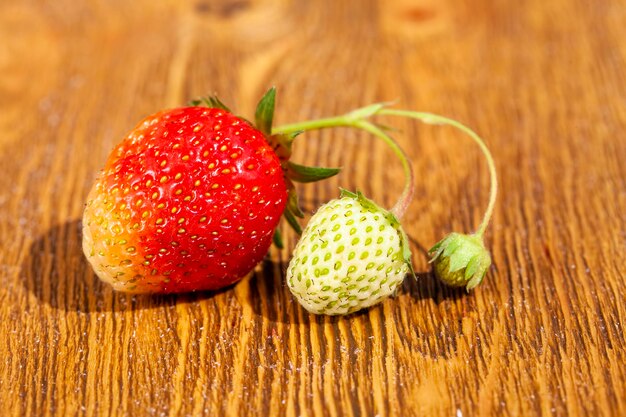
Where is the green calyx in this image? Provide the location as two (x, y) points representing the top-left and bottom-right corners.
(287, 162), (341, 183)
(340, 189), (415, 279)
(191, 88), (342, 239)
(189, 95), (231, 112)
(429, 232), (491, 291)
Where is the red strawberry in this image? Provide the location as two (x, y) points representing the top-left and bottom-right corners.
(82, 93), (303, 293)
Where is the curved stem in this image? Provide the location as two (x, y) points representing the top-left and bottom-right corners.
(379, 109), (497, 237)
(352, 121), (414, 219)
(273, 115), (415, 219)
(273, 105), (497, 235)
(272, 116), (348, 134)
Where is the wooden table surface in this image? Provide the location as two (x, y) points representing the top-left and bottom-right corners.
(1, 0), (625, 416)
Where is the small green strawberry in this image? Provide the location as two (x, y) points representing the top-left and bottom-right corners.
(286, 190), (413, 315)
(429, 232), (491, 290)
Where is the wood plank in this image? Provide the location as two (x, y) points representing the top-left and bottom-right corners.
(0, 0), (624, 415)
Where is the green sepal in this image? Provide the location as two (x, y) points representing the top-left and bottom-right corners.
(339, 189), (414, 278)
(283, 209), (302, 235)
(466, 269), (486, 291)
(398, 225), (416, 279)
(189, 95), (232, 112)
(339, 188), (358, 199)
(464, 255), (478, 278)
(288, 130), (304, 140)
(286, 189), (304, 218)
(448, 250), (473, 272)
(254, 87), (276, 136)
(266, 133), (293, 163)
(273, 229), (284, 249)
(339, 189), (385, 214)
(278, 180), (305, 236)
(287, 162), (341, 183)
(443, 234), (463, 258)
(428, 238), (446, 262)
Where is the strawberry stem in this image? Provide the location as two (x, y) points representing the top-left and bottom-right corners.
(273, 104), (497, 237)
(378, 109), (497, 238)
(274, 116), (352, 134)
(273, 115), (414, 219)
(351, 120), (414, 219)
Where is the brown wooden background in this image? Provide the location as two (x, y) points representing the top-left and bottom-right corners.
(1, 0), (625, 416)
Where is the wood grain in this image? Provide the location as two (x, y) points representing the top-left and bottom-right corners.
(1, 0), (625, 415)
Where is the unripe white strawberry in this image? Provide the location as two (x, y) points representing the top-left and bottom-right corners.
(286, 190), (413, 315)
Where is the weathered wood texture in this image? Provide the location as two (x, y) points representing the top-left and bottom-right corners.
(1, 0), (625, 415)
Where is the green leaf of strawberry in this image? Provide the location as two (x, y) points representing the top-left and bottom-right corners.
(287, 162), (341, 183)
(273, 229), (285, 249)
(254, 87), (276, 136)
(189, 95), (232, 112)
(282, 206), (303, 235)
(286, 187), (304, 218)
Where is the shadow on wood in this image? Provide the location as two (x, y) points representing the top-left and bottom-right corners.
(21, 218), (469, 319)
(240, 251), (468, 325)
(20, 219), (226, 313)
